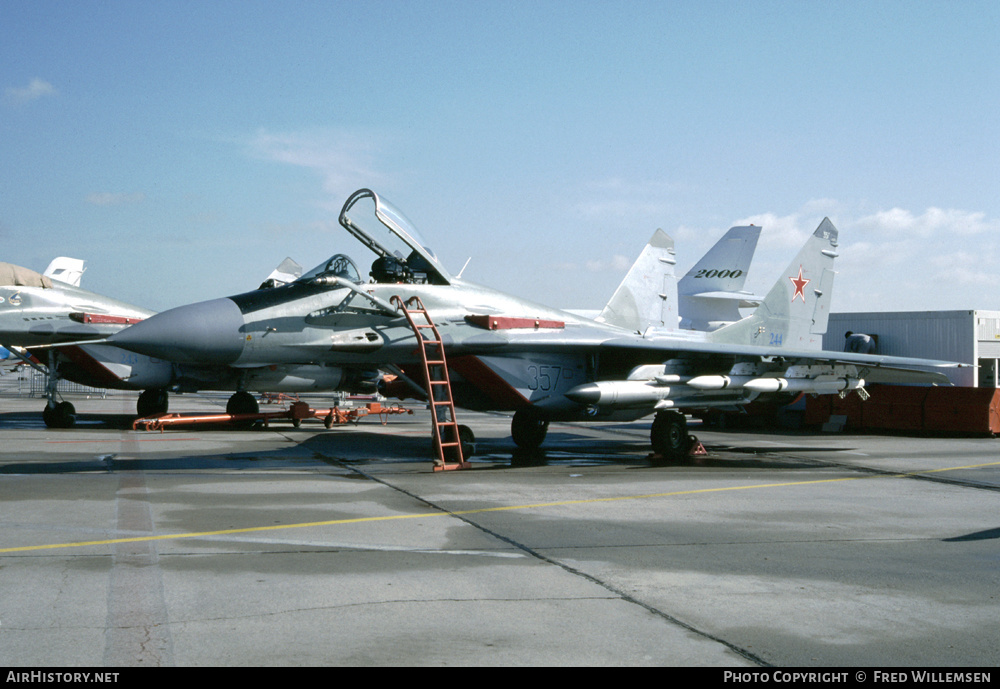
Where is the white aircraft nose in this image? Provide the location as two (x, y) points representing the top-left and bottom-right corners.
(109, 297), (246, 365)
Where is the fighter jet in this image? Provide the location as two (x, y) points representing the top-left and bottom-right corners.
(98, 189), (955, 467)
(0, 259), (157, 426)
(1, 258), (377, 427)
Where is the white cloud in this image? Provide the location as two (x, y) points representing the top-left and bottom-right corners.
(828, 206), (1000, 311)
(854, 207), (998, 238)
(4, 78), (56, 105)
(734, 211), (812, 249)
(671, 202), (1000, 313)
(248, 128), (389, 206)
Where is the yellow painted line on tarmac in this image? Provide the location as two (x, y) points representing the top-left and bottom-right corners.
(3, 460), (999, 555)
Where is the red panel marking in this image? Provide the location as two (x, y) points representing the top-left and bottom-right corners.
(56, 345), (125, 387)
(448, 355), (531, 410)
(69, 312), (145, 325)
(465, 315), (564, 331)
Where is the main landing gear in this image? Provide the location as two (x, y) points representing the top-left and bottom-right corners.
(650, 409), (698, 464)
(41, 351), (75, 429)
(511, 408), (549, 449)
(133, 390), (258, 419)
(137, 388), (169, 417)
(510, 408), (700, 463)
(226, 391), (259, 416)
(42, 400), (76, 429)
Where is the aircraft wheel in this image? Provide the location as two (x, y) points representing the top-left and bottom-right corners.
(43, 401), (76, 429)
(458, 424), (476, 458)
(650, 410), (690, 463)
(511, 409), (549, 449)
(226, 391), (259, 416)
(137, 389), (169, 417)
(429, 424), (475, 461)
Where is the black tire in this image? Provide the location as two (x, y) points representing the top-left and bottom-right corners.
(43, 401), (76, 429)
(458, 424), (476, 458)
(650, 410), (691, 463)
(137, 389), (169, 417)
(511, 409), (549, 449)
(430, 424), (474, 462)
(226, 391), (259, 416)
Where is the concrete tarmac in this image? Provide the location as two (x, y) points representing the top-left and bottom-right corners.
(1, 392), (998, 667)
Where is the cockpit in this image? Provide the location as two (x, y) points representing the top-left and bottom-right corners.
(297, 254), (361, 285)
(293, 189), (453, 290)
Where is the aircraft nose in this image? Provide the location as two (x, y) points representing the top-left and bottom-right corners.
(109, 298), (246, 365)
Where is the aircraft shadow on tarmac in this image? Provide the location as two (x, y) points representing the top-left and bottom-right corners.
(941, 527), (1000, 542)
(0, 411), (846, 475)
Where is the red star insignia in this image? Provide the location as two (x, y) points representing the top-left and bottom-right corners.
(789, 266), (810, 303)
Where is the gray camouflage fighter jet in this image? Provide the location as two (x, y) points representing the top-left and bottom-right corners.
(96, 189), (956, 466)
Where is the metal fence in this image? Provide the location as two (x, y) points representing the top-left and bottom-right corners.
(0, 367), (109, 398)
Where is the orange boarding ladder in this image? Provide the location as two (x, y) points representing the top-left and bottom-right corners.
(391, 295), (470, 471)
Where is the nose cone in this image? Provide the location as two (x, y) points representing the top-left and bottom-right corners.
(110, 298), (246, 365)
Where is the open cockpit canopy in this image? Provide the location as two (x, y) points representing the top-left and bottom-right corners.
(337, 189), (452, 285)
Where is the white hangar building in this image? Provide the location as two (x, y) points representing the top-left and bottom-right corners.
(822, 310), (1000, 388)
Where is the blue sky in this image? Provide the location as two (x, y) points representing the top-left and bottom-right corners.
(2, 0), (998, 314)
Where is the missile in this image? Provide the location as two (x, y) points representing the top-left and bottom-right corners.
(687, 375), (756, 390)
(688, 374), (865, 394)
(742, 376), (865, 394)
(625, 364), (687, 385)
(565, 380), (673, 406)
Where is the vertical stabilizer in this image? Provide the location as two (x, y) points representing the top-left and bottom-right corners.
(678, 225), (761, 330)
(43, 257), (86, 287)
(710, 218), (838, 350)
(595, 229), (677, 332)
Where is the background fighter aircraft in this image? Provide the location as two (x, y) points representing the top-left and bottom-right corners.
(0, 259), (159, 426)
(677, 225), (762, 331)
(1, 258), (378, 427)
(99, 189), (955, 466)
(592, 223), (761, 334)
